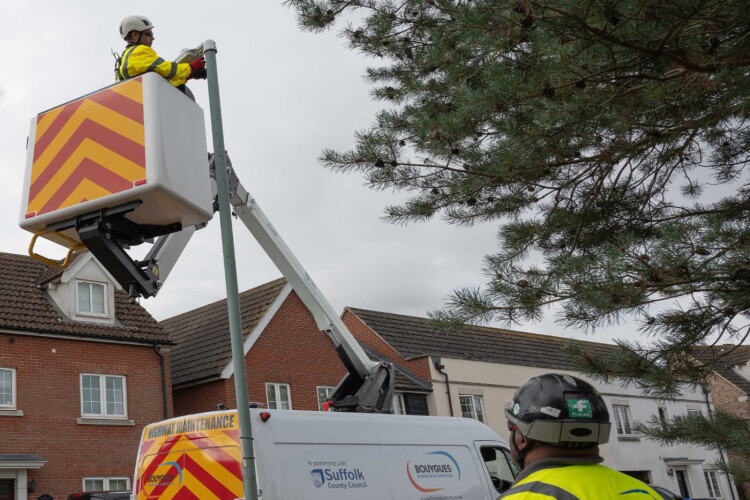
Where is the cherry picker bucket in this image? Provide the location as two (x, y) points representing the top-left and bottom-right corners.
(19, 73), (213, 250)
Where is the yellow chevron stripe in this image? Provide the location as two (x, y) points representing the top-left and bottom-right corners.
(111, 78), (144, 103)
(182, 470), (222, 500)
(183, 433), (239, 450)
(188, 447), (243, 490)
(35, 105), (65, 138)
(28, 138), (144, 212)
(31, 99), (145, 182)
(139, 452), (183, 500)
(55, 178), (114, 211)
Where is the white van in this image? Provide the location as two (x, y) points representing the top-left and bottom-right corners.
(134, 409), (518, 499)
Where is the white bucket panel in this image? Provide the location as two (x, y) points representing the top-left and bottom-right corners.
(19, 72), (213, 244)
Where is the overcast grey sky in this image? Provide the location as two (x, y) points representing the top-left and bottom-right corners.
(1, 1), (633, 344)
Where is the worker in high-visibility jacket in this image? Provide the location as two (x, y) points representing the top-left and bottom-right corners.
(116, 16), (206, 88)
(499, 373), (661, 499)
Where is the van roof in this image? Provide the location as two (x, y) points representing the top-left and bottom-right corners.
(258, 410), (506, 446)
(142, 409), (506, 447)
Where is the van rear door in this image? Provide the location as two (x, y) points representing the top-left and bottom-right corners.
(136, 412), (243, 499)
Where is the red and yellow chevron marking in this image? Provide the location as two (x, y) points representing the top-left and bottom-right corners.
(27, 77), (146, 216)
(137, 415), (243, 500)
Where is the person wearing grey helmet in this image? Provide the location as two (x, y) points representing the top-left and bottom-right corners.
(500, 373), (661, 499)
(115, 16), (206, 90)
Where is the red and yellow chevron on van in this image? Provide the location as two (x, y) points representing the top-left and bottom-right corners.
(134, 411), (243, 500)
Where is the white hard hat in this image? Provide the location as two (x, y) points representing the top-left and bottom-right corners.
(119, 16), (154, 40)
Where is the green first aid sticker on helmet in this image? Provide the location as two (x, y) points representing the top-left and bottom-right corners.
(567, 399), (593, 418)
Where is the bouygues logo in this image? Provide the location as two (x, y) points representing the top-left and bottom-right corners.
(406, 451), (461, 493)
(147, 462), (182, 487)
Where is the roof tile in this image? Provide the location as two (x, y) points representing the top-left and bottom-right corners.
(0, 251), (168, 343)
(160, 278), (287, 386)
(345, 307), (616, 371)
(697, 344), (750, 395)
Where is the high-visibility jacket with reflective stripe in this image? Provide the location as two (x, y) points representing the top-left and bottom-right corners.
(500, 463), (661, 499)
(117, 44), (191, 87)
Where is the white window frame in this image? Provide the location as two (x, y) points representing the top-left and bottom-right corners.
(612, 404), (633, 435)
(459, 394), (485, 423)
(0, 368), (16, 410)
(704, 470), (721, 498)
(687, 408), (703, 417)
(265, 382), (292, 410)
(82, 476), (130, 492)
(392, 393), (406, 415)
(76, 280), (109, 317)
(657, 406), (668, 430)
(80, 374), (127, 419)
(316, 386), (335, 411)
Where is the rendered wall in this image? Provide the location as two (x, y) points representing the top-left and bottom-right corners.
(424, 358), (736, 499)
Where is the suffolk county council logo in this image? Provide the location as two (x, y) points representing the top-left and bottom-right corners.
(406, 451), (461, 493)
(310, 469), (325, 488)
(308, 466), (367, 490)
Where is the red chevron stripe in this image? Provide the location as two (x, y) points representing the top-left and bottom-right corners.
(33, 99), (85, 162)
(143, 460), (181, 499)
(29, 118), (145, 201)
(184, 453), (240, 500)
(139, 438), (155, 461)
(223, 429), (240, 442)
(38, 158), (134, 214)
(183, 432), (243, 481)
(87, 86), (144, 124)
(176, 487), (200, 500)
(137, 435), (182, 493)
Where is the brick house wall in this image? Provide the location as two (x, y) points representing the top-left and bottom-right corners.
(0, 251), (172, 500)
(708, 372), (750, 499)
(173, 379), (233, 416)
(0, 332), (172, 499)
(709, 371), (750, 420)
(173, 291), (348, 414)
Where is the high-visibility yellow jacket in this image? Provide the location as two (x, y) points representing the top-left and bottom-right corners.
(117, 44), (191, 87)
(499, 459), (661, 499)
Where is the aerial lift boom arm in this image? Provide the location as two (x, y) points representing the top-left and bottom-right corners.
(123, 155), (395, 412)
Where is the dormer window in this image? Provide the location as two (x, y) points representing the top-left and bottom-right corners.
(77, 280), (107, 317)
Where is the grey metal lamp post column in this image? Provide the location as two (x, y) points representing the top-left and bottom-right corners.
(203, 39), (258, 500)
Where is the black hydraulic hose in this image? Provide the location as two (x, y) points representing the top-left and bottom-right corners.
(154, 345), (168, 420)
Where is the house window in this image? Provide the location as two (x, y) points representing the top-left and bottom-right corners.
(612, 405), (633, 435)
(266, 383), (291, 410)
(316, 386), (335, 411)
(77, 281), (107, 316)
(81, 374), (126, 418)
(687, 408), (703, 417)
(0, 368), (15, 409)
(83, 476), (130, 491)
(704, 470), (721, 498)
(459, 394), (485, 423)
(658, 407), (668, 430)
(392, 394), (406, 415)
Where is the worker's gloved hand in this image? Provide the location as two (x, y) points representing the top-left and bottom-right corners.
(188, 68), (207, 80)
(189, 56), (206, 74)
